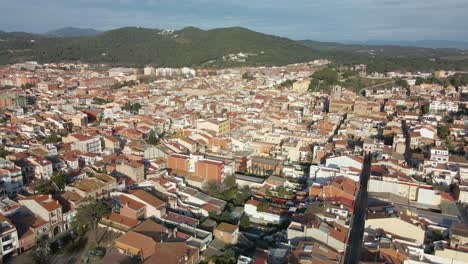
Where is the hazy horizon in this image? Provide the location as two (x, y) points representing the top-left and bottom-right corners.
(1, 0), (467, 43)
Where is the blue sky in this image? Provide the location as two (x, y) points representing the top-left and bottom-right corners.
(1, 0), (467, 42)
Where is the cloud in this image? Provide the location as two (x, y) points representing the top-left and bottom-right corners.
(1, 0), (467, 41)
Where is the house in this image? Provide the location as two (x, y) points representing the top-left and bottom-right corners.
(26, 155), (53, 180)
(325, 155), (363, 171)
(244, 199), (286, 224)
(214, 222), (239, 245)
(287, 214), (348, 251)
(103, 135), (120, 153)
(365, 216), (425, 246)
(0, 214), (19, 258)
(8, 212), (47, 253)
(65, 173), (116, 199)
(113, 229), (199, 263)
(449, 223), (468, 249)
(17, 195), (64, 239)
(116, 190), (166, 219)
(196, 119), (230, 135)
(118, 195), (146, 220)
(63, 133), (102, 154)
(316, 177), (359, 206)
(290, 240), (342, 264)
(99, 212), (141, 233)
(123, 141), (161, 160)
(0, 158), (23, 194)
(116, 161), (145, 183)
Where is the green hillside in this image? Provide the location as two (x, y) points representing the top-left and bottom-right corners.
(299, 40), (468, 72)
(1, 27), (468, 72)
(0, 27), (319, 67)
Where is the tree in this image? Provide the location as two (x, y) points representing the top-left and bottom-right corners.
(211, 249), (237, 264)
(0, 149), (10, 158)
(34, 180), (55, 194)
(43, 134), (61, 144)
(32, 243), (51, 264)
(147, 129), (159, 145)
(437, 125), (449, 139)
(122, 102), (142, 114)
(311, 67), (339, 85)
(421, 102), (430, 115)
(72, 198), (109, 239)
(242, 72), (254, 81)
(415, 77), (425, 85)
(395, 78), (409, 89)
(239, 215), (251, 230)
(449, 73), (468, 87)
(51, 172), (68, 190)
(280, 79), (295, 87)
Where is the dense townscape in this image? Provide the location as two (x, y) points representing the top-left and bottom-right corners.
(0, 58), (467, 264)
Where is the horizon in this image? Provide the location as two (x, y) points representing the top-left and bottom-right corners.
(1, 0), (467, 43)
(2, 25), (468, 45)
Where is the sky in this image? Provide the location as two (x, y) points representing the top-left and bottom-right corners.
(1, 0), (468, 42)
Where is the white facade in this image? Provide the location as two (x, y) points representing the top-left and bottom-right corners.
(244, 203), (282, 224)
(0, 159), (24, 194)
(325, 156), (362, 170)
(430, 148), (449, 164)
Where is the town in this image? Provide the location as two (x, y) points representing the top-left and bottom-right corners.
(0, 59), (467, 264)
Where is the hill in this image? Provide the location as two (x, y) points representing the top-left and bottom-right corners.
(1, 26), (468, 72)
(299, 40), (468, 73)
(346, 40), (468, 50)
(45, 27), (101, 38)
(0, 27), (319, 67)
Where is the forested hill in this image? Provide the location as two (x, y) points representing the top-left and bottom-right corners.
(1, 26), (468, 72)
(0, 27), (319, 67)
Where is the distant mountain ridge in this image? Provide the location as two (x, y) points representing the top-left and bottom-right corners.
(45, 27), (101, 37)
(1, 26), (468, 72)
(345, 40), (468, 50)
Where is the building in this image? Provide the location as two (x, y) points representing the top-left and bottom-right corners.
(63, 133), (102, 154)
(365, 216), (425, 246)
(214, 222), (239, 245)
(196, 119), (231, 135)
(0, 159), (23, 194)
(116, 161), (145, 183)
(17, 195), (64, 239)
(64, 173), (116, 199)
(0, 215), (19, 258)
(430, 148), (449, 165)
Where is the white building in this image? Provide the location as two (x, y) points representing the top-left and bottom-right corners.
(430, 101), (459, 113)
(430, 148), (449, 165)
(0, 159), (24, 194)
(0, 216), (19, 258)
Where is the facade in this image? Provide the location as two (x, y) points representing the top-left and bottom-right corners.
(0, 159), (24, 194)
(116, 161), (145, 183)
(214, 222), (239, 245)
(63, 134), (102, 154)
(17, 195), (64, 239)
(0, 215), (19, 258)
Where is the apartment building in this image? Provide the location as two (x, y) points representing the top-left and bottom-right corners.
(63, 133), (102, 154)
(17, 195), (64, 239)
(0, 159), (23, 194)
(0, 215), (19, 258)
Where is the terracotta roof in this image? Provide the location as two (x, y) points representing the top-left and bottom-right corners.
(216, 222), (238, 234)
(129, 190), (165, 209)
(120, 195), (146, 211)
(18, 194), (61, 212)
(145, 242), (197, 264)
(106, 212), (141, 229)
(115, 231), (156, 260)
